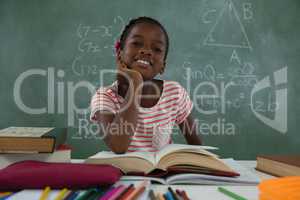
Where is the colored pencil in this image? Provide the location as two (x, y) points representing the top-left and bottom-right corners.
(168, 187), (180, 200)
(54, 188), (69, 200)
(0, 192), (12, 198)
(64, 191), (80, 200)
(107, 185), (128, 200)
(157, 192), (165, 200)
(120, 187), (135, 200)
(180, 190), (190, 200)
(0, 192), (16, 200)
(175, 189), (189, 200)
(164, 191), (174, 200)
(86, 189), (103, 200)
(218, 187), (248, 200)
(148, 189), (157, 200)
(39, 186), (51, 200)
(122, 186), (145, 200)
(76, 189), (98, 200)
(101, 185), (125, 200)
(99, 186), (117, 200)
(116, 184), (134, 200)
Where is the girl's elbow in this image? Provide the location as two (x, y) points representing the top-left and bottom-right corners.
(110, 144), (129, 154)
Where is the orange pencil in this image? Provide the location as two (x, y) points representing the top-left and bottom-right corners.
(123, 186), (145, 200)
(116, 184), (134, 200)
(156, 192), (165, 200)
(119, 186), (135, 200)
(0, 192), (12, 198)
(123, 180), (148, 200)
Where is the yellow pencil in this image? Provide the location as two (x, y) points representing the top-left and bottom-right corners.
(39, 186), (51, 200)
(157, 192), (165, 200)
(54, 188), (69, 200)
(0, 192), (12, 197)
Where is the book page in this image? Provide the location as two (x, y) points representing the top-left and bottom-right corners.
(155, 144), (218, 163)
(89, 151), (156, 165)
(165, 158), (260, 185)
(0, 127), (54, 137)
(120, 176), (166, 184)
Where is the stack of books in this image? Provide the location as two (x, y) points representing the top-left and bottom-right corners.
(0, 127), (71, 170)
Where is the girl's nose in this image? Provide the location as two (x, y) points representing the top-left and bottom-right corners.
(139, 47), (152, 56)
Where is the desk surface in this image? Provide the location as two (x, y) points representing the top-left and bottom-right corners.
(121, 161), (274, 200)
(5, 160), (274, 200)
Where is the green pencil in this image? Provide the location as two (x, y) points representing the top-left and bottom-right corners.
(217, 187), (248, 200)
(75, 188), (98, 200)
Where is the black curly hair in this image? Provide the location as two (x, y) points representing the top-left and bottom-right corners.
(118, 16), (169, 61)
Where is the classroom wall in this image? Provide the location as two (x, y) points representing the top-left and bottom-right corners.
(0, 0), (299, 159)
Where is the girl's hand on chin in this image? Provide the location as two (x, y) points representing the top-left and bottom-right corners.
(117, 59), (143, 85)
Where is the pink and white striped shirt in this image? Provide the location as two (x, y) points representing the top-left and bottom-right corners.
(90, 80), (193, 152)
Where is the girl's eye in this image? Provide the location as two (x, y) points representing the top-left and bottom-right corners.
(132, 41), (142, 47)
(154, 47), (163, 53)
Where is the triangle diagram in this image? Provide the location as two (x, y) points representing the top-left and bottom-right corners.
(203, 0), (252, 50)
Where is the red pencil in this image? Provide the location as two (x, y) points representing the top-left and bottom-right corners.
(175, 189), (190, 200)
(123, 186), (145, 200)
(180, 190), (190, 200)
(119, 186), (135, 200)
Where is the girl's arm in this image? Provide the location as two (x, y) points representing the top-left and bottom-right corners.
(95, 63), (143, 154)
(178, 113), (202, 145)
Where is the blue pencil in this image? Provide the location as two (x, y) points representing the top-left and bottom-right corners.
(164, 191), (175, 200)
(64, 191), (80, 200)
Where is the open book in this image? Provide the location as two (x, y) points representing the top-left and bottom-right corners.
(85, 144), (239, 177)
(121, 159), (260, 185)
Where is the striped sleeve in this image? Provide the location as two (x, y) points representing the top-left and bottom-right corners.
(175, 84), (193, 124)
(90, 88), (118, 122)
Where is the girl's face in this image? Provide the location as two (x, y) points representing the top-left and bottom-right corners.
(119, 22), (167, 81)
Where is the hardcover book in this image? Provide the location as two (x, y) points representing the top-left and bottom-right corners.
(0, 127), (67, 153)
(256, 155), (300, 176)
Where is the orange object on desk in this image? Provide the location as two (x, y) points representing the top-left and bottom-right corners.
(259, 176), (300, 200)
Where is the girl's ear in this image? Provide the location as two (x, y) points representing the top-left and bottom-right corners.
(116, 49), (124, 62)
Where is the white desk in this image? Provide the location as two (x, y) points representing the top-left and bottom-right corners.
(145, 161), (274, 200)
(73, 160), (275, 200)
(6, 160), (274, 200)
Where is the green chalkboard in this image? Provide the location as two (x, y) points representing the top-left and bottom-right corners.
(0, 0), (299, 159)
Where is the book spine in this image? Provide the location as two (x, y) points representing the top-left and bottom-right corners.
(43, 128), (67, 152)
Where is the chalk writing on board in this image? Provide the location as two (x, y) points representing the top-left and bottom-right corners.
(182, 62), (216, 81)
(203, 0), (252, 50)
(179, 52), (262, 136)
(72, 16), (125, 76)
(202, 9), (217, 24)
(243, 3), (253, 21)
(71, 55), (103, 76)
(251, 100), (278, 113)
(229, 62), (258, 86)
